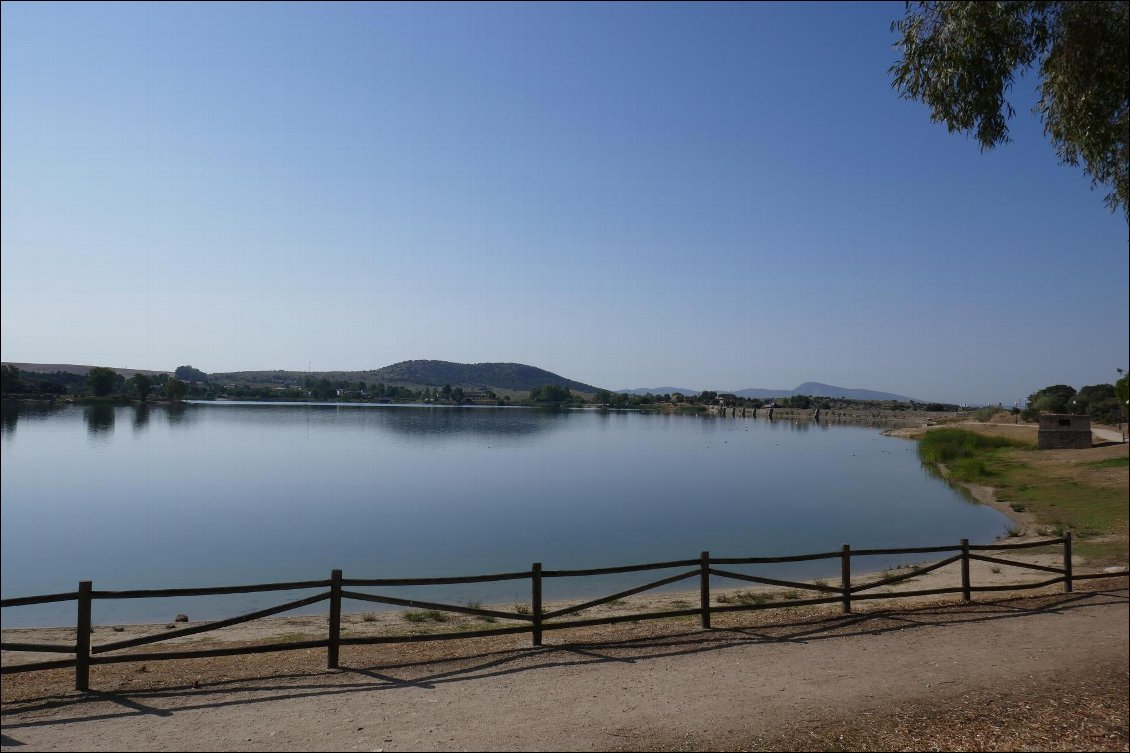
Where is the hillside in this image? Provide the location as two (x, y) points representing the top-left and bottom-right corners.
(2, 362), (168, 378)
(733, 382), (919, 402)
(620, 381), (919, 402)
(368, 360), (601, 393)
(207, 360), (602, 394)
(619, 386), (701, 396)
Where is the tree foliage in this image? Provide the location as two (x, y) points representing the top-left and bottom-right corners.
(891, 1), (1129, 217)
(1115, 371), (1128, 422)
(128, 373), (153, 402)
(1073, 382), (1121, 422)
(164, 377), (188, 402)
(528, 384), (571, 403)
(174, 365), (209, 383)
(1023, 383), (1077, 418)
(1, 364), (24, 394)
(86, 367), (121, 397)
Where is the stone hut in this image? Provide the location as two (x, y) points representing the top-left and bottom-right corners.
(1037, 414), (1092, 450)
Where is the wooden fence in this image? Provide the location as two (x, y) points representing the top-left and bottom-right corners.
(2, 533), (1125, 691)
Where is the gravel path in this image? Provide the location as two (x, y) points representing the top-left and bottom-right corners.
(2, 586), (1126, 752)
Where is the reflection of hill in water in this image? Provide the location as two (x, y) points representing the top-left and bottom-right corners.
(188, 402), (568, 440)
(374, 407), (567, 438)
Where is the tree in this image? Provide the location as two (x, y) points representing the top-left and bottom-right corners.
(86, 367), (120, 397)
(164, 377), (188, 402)
(529, 384), (571, 403)
(128, 373), (153, 402)
(1071, 382), (1121, 422)
(1116, 369), (1128, 429)
(891, 1), (1129, 218)
(0, 364), (24, 394)
(174, 365), (209, 383)
(1023, 383), (1077, 418)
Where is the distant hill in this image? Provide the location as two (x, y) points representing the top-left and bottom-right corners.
(368, 360), (601, 393)
(732, 382), (919, 402)
(618, 387), (701, 396)
(2, 362), (168, 378)
(210, 360), (603, 395)
(619, 381), (919, 401)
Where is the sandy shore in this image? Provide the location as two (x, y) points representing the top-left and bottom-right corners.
(2, 541), (1096, 671)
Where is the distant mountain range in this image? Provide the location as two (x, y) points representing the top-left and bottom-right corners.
(6, 360), (918, 402)
(620, 382), (919, 402)
(6, 359), (602, 395)
(618, 387), (702, 396)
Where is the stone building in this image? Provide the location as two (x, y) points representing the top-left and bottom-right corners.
(1036, 414), (1092, 450)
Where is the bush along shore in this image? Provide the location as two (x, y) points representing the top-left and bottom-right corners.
(902, 423), (1128, 565)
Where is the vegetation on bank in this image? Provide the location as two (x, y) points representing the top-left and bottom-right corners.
(917, 428), (1032, 481)
(916, 428), (1128, 562)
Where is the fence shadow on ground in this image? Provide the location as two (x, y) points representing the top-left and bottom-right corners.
(2, 584), (1125, 735)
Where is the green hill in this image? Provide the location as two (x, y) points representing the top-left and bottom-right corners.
(209, 360), (602, 395)
(368, 360), (601, 393)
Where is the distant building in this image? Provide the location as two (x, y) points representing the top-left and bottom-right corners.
(1037, 414), (1092, 450)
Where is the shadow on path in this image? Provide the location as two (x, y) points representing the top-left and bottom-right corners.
(3, 587), (1126, 733)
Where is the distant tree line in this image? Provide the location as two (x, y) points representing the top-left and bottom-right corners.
(0, 364), (188, 401)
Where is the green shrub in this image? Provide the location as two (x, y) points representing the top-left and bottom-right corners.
(403, 609), (448, 623)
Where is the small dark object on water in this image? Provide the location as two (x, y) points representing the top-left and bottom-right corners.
(175, 614), (189, 623)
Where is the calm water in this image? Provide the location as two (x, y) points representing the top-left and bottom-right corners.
(1, 401), (1009, 626)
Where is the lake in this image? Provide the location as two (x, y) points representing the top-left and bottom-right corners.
(0, 400), (1010, 626)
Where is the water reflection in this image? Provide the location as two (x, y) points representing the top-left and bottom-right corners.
(165, 403), (190, 426)
(132, 404), (151, 433)
(185, 402), (567, 440)
(1, 399), (67, 438)
(2, 402), (1013, 626)
(83, 404), (116, 437)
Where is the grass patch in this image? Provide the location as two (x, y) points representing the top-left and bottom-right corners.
(917, 429), (1127, 563)
(918, 429), (1030, 482)
(1088, 456), (1129, 468)
(513, 604), (531, 616)
(464, 600), (496, 623)
(716, 591), (772, 606)
(402, 609), (449, 623)
(970, 406), (998, 422)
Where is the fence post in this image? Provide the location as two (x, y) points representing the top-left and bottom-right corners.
(75, 580), (92, 692)
(328, 569), (342, 669)
(960, 538), (971, 601)
(840, 545), (851, 614)
(700, 551), (711, 629)
(531, 562), (542, 646)
(1063, 532), (1073, 593)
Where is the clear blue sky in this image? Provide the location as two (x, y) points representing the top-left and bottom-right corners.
(2, 2), (1126, 405)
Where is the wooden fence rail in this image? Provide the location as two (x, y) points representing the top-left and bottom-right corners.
(2, 532), (1127, 691)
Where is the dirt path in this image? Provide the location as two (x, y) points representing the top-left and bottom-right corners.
(3, 586), (1126, 752)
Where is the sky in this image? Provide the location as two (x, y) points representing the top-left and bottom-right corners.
(2, 2), (1127, 405)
